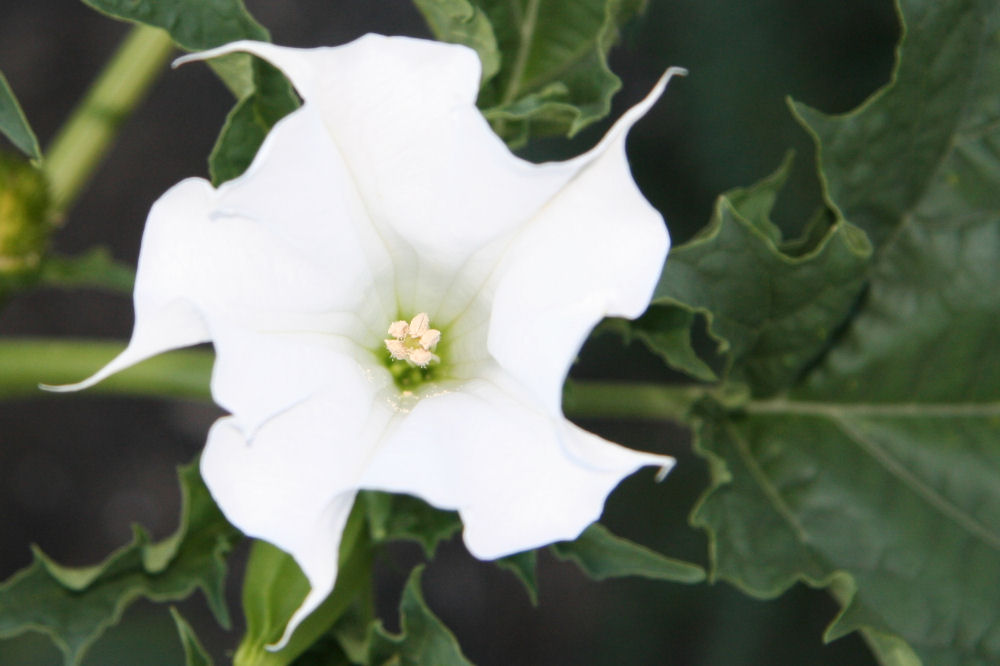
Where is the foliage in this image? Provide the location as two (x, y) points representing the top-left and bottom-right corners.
(82, 0), (298, 184)
(415, 0), (647, 146)
(0, 71), (41, 160)
(0, 463), (239, 665)
(364, 567), (472, 666)
(0, 0), (996, 663)
(632, 0), (1000, 663)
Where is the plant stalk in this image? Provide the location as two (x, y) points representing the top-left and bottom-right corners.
(43, 24), (175, 219)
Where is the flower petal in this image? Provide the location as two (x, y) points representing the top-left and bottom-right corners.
(488, 68), (685, 413)
(201, 383), (394, 648)
(48, 100), (394, 393)
(209, 326), (388, 436)
(179, 36), (638, 320)
(360, 375), (674, 559)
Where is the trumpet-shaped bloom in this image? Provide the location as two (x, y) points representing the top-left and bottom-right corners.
(55, 35), (684, 646)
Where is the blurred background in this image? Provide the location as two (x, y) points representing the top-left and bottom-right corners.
(0, 1), (897, 663)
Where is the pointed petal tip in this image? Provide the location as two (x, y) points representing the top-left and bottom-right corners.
(38, 369), (113, 394)
(171, 40), (264, 69)
(654, 456), (677, 482)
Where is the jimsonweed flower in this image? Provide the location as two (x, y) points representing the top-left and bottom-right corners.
(54, 34), (685, 646)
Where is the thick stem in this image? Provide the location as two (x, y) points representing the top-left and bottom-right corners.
(0, 338), (717, 424)
(562, 380), (706, 423)
(0, 339), (211, 401)
(43, 24), (175, 219)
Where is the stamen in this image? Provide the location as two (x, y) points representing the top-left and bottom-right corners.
(385, 312), (441, 368)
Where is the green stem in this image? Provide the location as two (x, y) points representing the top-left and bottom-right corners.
(43, 24), (175, 219)
(563, 380), (708, 423)
(0, 338), (725, 424)
(0, 338), (211, 400)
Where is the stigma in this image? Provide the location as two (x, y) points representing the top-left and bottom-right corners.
(385, 313), (441, 367)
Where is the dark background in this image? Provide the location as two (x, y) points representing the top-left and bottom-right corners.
(0, 1), (897, 663)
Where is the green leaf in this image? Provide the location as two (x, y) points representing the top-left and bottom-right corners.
(366, 566), (471, 666)
(81, 0), (299, 184)
(81, 0), (269, 49)
(170, 607), (214, 666)
(235, 501), (372, 666)
(0, 461), (240, 665)
(413, 0), (501, 83)
(362, 491), (462, 558)
(611, 308), (718, 383)
(641, 156), (873, 395)
(38, 248), (135, 294)
(208, 59), (299, 185)
(417, 0), (647, 146)
(550, 523), (704, 584)
(0, 70), (41, 160)
(690, 1), (1000, 664)
(495, 550), (539, 605)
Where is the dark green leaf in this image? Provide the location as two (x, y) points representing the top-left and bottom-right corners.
(170, 607), (214, 666)
(81, 0), (269, 49)
(643, 156), (872, 395)
(416, 0), (647, 146)
(236, 501), (372, 666)
(413, 0), (501, 83)
(81, 0), (299, 184)
(208, 59), (299, 185)
(0, 70), (41, 160)
(614, 308), (718, 382)
(550, 523), (704, 583)
(692, 1), (1000, 664)
(366, 566), (471, 666)
(38, 248), (135, 294)
(495, 550), (538, 605)
(363, 491), (461, 558)
(0, 462), (239, 665)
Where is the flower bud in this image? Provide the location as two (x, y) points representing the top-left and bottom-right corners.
(0, 151), (50, 286)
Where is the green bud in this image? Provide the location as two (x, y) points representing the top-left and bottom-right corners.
(0, 150), (50, 286)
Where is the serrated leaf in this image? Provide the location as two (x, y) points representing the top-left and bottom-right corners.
(495, 550), (538, 605)
(0, 70), (40, 160)
(82, 0), (299, 184)
(38, 248), (135, 294)
(692, 1), (1000, 664)
(170, 607), (214, 666)
(641, 156), (872, 395)
(550, 523), (704, 584)
(366, 566), (471, 666)
(614, 307), (718, 382)
(362, 491), (462, 558)
(422, 0), (646, 146)
(0, 461), (240, 665)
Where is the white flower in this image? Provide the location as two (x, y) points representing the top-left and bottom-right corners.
(53, 35), (684, 647)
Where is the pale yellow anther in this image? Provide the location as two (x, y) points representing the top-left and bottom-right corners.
(387, 320), (409, 339)
(385, 338), (408, 360)
(409, 313), (430, 338)
(384, 312), (441, 367)
(409, 348), (435, 367)
(419, 329), (441, 350)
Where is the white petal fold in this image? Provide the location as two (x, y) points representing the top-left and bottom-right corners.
(201, 386), (393, 648)
(488, 68), (685, 414)
(361, 374), (674, 559)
